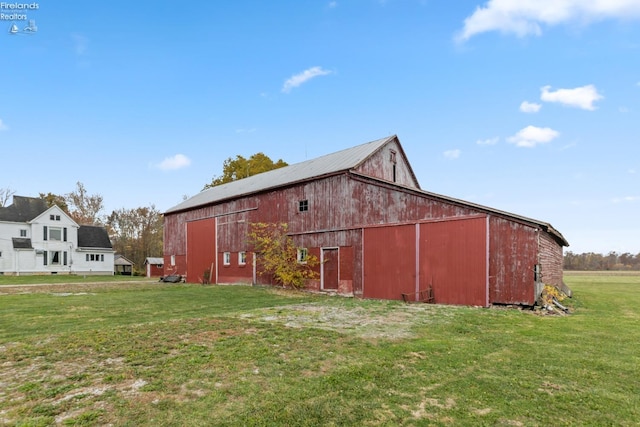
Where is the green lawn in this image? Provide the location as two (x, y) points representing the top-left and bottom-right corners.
(1, 274), (638, 426)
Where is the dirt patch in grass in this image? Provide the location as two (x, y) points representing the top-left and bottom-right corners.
(240, 302), (457, 340)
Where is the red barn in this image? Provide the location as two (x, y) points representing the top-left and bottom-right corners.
(163, 136), (568, 306)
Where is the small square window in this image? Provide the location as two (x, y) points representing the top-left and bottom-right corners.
(239, 251), (247, 265)
(223, 252), (231, 265)
(299, 200), (309, 212)
(20, 229), (27, 237)
(50, 214), (55, 220)
(297, 248), (308, 264)
(56, 215), (60, 221)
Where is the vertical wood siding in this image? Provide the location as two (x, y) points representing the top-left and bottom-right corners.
(489, 217), (538, 305)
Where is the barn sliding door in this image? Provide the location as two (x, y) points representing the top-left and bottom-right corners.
(186, 218), (216, 284)
(363, 217), (488, 306)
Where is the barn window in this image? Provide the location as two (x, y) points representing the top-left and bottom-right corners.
(239, 251), (247, 265)
(223, 252), (231, 265)
(298, 200), (309, 212)
(170, 255), (176, 266)
(297, 248), (308, 264)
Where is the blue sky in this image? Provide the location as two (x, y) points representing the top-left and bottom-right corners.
(2, 0), (639, 254)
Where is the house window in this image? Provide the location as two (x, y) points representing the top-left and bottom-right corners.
(19, 229), (27, 237)
(239, 251), (247, 265)
(223, 252), (231, 265)
(297, 248), (308, 264)
(50, 251), (61, 265)
(49, 227), (62, 241)
(49, 214), (60, 221)
(299, 200), (309, 212)
(171, 255), (176, 266)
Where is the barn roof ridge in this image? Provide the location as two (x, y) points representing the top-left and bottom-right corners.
(165, 135), (397, 214)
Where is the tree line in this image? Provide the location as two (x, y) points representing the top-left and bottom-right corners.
(564, 251), (640, 271)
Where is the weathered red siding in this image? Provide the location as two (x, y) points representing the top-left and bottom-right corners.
(217, 251), (253, 284)
(489, 217), (538, 305)
(186, 218), (216, 283)
(420, 217), (488, 306)
(355, 140), (419, 188)
(164, 139), (565, 306)
(363, 224), (416, 300)
(538, 232), (563, 288)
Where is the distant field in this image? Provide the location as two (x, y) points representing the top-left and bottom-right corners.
(1, 274), (639, 426)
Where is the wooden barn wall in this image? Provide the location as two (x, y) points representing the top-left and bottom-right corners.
(186, 218), (216, 284)
(355, 140), (419, 189)
(362, 224), (416, 300)
(538, 232), (564, 288)
(488, 216), (538, 305)
(419, 218), (488, 306)
(217, 251), (253, 284)
(165, 172), (559, 304)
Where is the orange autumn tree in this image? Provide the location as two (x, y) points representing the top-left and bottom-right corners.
(247, 222), (319, 289)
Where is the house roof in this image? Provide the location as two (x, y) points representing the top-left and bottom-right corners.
(78, 225), (113, 249)
(12, 237), (33, 249)
(165, 135), (396, 214)
(114, 254), (134, 266)
(0, 196), (49, 222)
(145, 257), (164, 265)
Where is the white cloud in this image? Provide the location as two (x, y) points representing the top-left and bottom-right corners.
(619, 106), (630, 113)
(508, 125), (559, 148)
(443, 149), (461, 159)
(612, 196), (639, 203)
(476, 137), (499, 145)
(282, 66), (332, 93)
(156, 154), (191, 171)
(457, 0), (640, 42)
(71, 33), (89, 55)
(520, 101), (542, 113)
(328, 1), (337, 8)
(629, 169), (637, 174)
(0, 119), (7, 131)
(540, 84), (603, 110)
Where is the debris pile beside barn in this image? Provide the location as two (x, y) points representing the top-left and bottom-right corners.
(536, 284), (571, 315)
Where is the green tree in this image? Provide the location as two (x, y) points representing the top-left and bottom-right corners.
(247, 222), (319, 289)
(203, 153), (288, 189)
(39, 192), (70, 213)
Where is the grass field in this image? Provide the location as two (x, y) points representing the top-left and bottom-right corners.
(1, 273), (639, 426)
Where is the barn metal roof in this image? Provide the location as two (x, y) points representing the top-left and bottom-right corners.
(145, 257), (164, 265)
(165, 135), (395, 214)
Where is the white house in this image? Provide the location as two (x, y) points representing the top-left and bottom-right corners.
(0, 196), (115, 275)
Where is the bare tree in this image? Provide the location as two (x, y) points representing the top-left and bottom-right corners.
(66, 182), (104, 225)
(0, 187), (16, 207)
